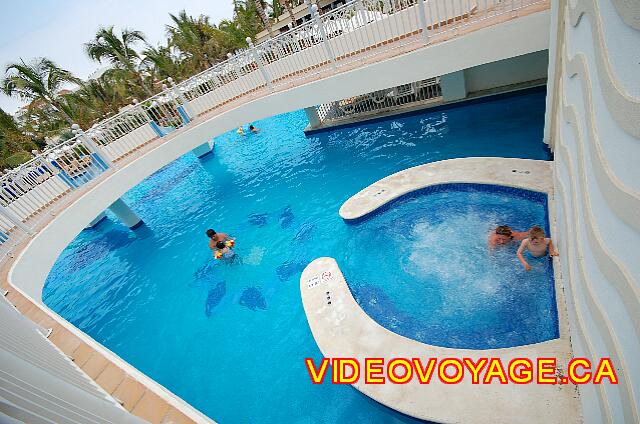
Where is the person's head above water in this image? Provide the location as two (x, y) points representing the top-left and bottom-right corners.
(249, 125), (255, 130)
(494, 225), (513, 245)
(528, 226), (546, 245)
(216, 240), (226, 249)
(206, 229), (216, 238)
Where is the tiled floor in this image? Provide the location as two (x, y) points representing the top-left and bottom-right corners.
(0, 286), (200, 424)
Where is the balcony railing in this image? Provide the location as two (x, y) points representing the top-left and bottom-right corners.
(0, 0), (547, 262)
(316, 77), (442, 125)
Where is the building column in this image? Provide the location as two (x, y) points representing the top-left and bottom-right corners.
(192, 140), (214, 159)
(440, 70), (467, 102)
(304, 106), (321, 129)
(108, 198), (143, 229)
(86, 211), (107, 229)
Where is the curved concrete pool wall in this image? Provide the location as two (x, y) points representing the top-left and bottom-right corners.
(302, 158), (580, 423)
(339, 157), (554, 220)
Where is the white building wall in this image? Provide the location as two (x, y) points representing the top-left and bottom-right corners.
(0, 297), (146, 423)
(464, 50), (549, 93)
(545, 0), (640, 422)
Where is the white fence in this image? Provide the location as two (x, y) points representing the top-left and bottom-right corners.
(0, 0), (546, 262)
(316, 77), (442, 124)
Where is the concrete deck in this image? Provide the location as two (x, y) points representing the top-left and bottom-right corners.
(302, 158), (581, 423)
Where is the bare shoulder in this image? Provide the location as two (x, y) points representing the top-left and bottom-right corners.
(517, 238), (529, 251)
(513, 231), (528, 241)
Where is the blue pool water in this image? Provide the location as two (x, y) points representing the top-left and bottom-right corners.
(344, 184), (558, 349)
(43, 89), (554, 423)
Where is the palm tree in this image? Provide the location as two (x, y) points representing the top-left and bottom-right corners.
(271, 0), (284, 19)
(253, 0), (275, 38)
(283, 0), (297, 29)
(166, 11), (223, 72)
(141, 45), (183, 81)
(222, 1), (263, 47)
(1, 58), (79, 124)
(67, 74), (129, 118)
(84, 27), (152, 96)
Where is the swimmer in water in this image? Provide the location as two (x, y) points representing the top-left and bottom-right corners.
(206, 229), (229, 253)
(249, 124), (259, 133)
(517, 226), (559, 271)
(214, 239), (240, 263)
(237, 126), (244, 136)
(215, 240), (232, 257)
(488, 225), (527, 249)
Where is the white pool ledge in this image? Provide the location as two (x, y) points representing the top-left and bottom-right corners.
(339, 157), (553, 221)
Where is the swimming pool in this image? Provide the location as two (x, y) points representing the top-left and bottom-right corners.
(43, 88), (550, 422)
(343, 183), (558, 349)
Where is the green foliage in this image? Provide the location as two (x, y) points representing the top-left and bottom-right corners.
(1, 58), (80, 124)
(3, 151), (33, 168)
(1, 2), (265, 170)
(0, 107), (39, 169)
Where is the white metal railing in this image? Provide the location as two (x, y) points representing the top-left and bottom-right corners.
(316, 77), (442, 124)
(0, 0), (547, 263)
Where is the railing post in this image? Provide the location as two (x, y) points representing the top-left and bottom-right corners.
(71, 124), (113, 168)
(226, 52), (244, 86)
(311, 4), (337, 69)
(417, 0), (430, 44)
(167, 77), (196, 119)
(0, 206), (32, 235)
(247, 37), (274, 92)
(163, 82), (189, 126)
(133, 99), (163, 138)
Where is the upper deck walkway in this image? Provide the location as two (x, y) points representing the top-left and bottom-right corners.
(1, 1), (550, 422)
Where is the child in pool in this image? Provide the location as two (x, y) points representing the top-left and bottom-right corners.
(488, 225), (528, 248)
(214, 239), (236, 260)
(517, 226), (559, 271)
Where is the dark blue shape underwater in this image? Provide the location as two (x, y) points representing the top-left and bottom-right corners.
(238, 286), (267, 311)
(248, 213), (268, 227)
(69, 229), (135, 269)
(279, 206), (295, 229)
(293, 222), (315, 243)
(276, 260), (307, 282)
(140, 162), (198, 203)
(205, 281), (226, 317)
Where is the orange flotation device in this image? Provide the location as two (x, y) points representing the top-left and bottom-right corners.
(214, 239), (235, 259)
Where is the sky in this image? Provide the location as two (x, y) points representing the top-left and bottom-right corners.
(0, 0), (235, 114)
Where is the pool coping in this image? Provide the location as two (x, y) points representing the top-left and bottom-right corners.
(301, 157), (581, 423)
